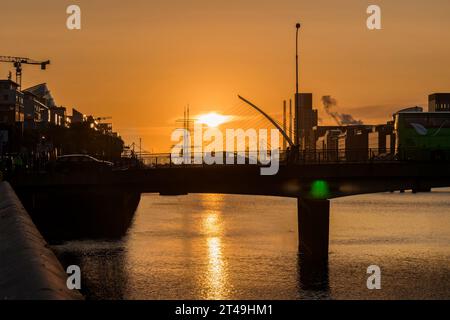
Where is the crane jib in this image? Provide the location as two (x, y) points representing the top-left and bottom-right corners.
(0, 55), (50, 88)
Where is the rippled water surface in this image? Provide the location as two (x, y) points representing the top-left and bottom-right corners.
(53, 189), (450, 300)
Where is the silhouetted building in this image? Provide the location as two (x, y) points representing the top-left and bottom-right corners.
(396, 106), (423, 114)
(23, 91), (48, 129)
(50, 106), (68, 127)
(0, 80), (24, 152)
(368, 124), (394, 156)
(313, 126), (343, 145)
(337, 126), (372, 161)
(71, 108), (86, 123)
(23, 83), (56, 109)
(86, 115), (99, 130)
(295, 93), (318, 150)
(97, 123), (113, 134)
(0, 80), (24, 125)
(316, 129), (341, 161)
(429, 93), (450, 112)
(23, 83), (59, 128)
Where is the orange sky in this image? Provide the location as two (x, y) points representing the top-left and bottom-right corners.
(2, 0), (450, 152)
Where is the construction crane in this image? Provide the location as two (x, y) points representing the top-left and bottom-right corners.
(0, 56), (50, 89)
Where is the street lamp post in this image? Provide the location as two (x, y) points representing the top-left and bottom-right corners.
(295, 22), (301, 148)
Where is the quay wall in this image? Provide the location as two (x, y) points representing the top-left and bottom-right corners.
(0, 181), (83, 300)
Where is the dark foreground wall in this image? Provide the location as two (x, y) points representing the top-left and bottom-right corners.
(15, 185), (141, 242)
(0, 182), (83, 300)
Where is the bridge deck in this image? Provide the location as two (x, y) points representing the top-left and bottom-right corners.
(10, 161), (450, 199)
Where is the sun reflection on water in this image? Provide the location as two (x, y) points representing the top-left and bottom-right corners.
(200, 194), (230, 299)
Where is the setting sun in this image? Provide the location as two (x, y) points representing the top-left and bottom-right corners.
(197, 112), (231, 128)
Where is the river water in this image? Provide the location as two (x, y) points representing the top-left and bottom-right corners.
(53, 189), (450, 300)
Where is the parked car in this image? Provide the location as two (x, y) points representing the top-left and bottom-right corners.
(48, 154), (114, 173)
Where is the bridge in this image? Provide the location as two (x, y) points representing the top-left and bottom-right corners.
(6, 93), (450, 262)
(10, 152), (450, 262)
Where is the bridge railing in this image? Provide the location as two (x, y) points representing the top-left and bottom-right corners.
(136, 148), (398, 168)
(138, 151), (288, 168)
(296, 148), (396, 164)
(2, 147), (447, 175)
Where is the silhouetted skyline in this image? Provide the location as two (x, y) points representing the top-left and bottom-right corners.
(2, 0), (450, 151)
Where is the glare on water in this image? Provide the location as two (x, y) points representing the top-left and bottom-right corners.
(53, 189), (450, 300)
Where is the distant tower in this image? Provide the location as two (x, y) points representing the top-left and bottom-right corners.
(183, 106), (189, 157)
(289, 99), (293, 142)
(296, 93), (318, 150)
(283, 100), (287, 150)
(186, 105), (190, 132)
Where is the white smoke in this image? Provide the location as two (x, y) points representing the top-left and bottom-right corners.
(321, 95), (363, 126)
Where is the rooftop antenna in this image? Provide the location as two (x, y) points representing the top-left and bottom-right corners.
(289, 99), (293, 142)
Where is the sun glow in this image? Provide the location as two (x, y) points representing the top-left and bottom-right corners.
(197, 112), (230, 128)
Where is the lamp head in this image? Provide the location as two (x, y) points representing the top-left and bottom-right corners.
(296, 23), (301, 29)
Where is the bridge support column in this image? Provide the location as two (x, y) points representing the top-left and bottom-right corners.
(297, 198), (330, 261)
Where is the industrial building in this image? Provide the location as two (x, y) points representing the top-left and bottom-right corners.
(283, 92), (395, 162)
(429, 93), (450, 112)
(312, 93), (450, 163)
(295, 93), (318, 150)
(337, 126), (372, 162)
(314, 123), (395, 162)
(315, 129), (341, 161)
(368, 124), (395, 156)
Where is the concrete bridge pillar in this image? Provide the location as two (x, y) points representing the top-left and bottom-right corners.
(297, 198), (330, 261)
